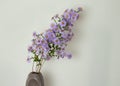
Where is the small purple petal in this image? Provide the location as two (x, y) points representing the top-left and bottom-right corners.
(33, 32), (37, 37)
(63, 13), (71, 20)
(53, 38), (61, 45)
(77, 7), (83, 12)
(65, 52), (72, 59)
(59, 20), (67, 27)
(36, 48), (40, 55)
(56, 50), (66, 58)
(28, 46), (33, 52)
(50, 23), (57, 29)
(27, 56), (31, 63)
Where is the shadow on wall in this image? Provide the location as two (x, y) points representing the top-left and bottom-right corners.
(43, 72), (53, 86)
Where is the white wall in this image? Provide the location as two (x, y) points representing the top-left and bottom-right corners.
(0, 0), (120, 86)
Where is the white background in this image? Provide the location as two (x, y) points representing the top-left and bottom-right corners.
(0, 0), (120, 86)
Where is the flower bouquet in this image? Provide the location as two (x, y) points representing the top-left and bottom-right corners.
(26, 7), (82, 86)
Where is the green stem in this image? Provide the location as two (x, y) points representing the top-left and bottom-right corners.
(53, 18), (57, 24)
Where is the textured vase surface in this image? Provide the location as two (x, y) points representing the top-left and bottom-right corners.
(26, 72), (44, 86)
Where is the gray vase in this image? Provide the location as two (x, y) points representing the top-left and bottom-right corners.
(26, 72), (44, 86)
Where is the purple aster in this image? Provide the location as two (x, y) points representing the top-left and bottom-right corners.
(59, 19), (67, 27)
(41, 47), (50, 59)
(43, 29), (56, 42)
(35, 48), (40, 55)
(67, 26), (72, 31)
(43, 32), (49, 40)
(51, 27), (61, 33)
(50, 22), (57, 29)
(56, 50), (66, 58)
(64, 9), (69, 13)
(27, 56), (31, 63)
(67, 32), (74, 41)
(36, 38), (41, 45)
(63, 9), (79, 23)
(33, 31), (37, 37)
(42, 51), (47, 58)
(67, 20), (74, 26)
(60, 30), (74, 43)
(77, 7), (83, 12)
(65, 9), (74, 16)
(63, 12), (71, 20)
(64, 9), (74, 15)
(28, 46), (33, 52)
(71, 12), (79, 22)
(61, 31), (68, 39)
(43, 46), (50, 54)
(60, 45), (66, 51)
(27, 7), (81, 63)
(53, 38), (61, 45)
(31, 44), (37, 52)
(38, 39), (50, 55)
(40, 39), (49, 48)
(65, 52), (72, 59)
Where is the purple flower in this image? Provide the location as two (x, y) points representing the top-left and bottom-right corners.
(42, 51), (48, 58)
(27, 7), (81, 63)
(65, 52), (72, 59)
(71, 12), (79, 22)
(43, 29), (56, 42)
(36, 38), (41, 45)
(63, 12), (71, 20)
(61, 31), (68, 39)
(31, 44), (37, 52)
(64, 9), (69, 13)
(63, 9), (79, 24)
(60, 45), (66, 51)
(77, 7), (83, 12)
(27, 56), (31, 63)
(51, 27), (61, 33)
(59, 19), (67, 27)
(36, 48), (40, 55)
(56, 50), (66, 58)
(67, 32), (74, 41)
(33, 32), (37, 37)
(67, 26), (72, 31)
(28, 46), (33, 52)
(50, 22), (57, 29)
(40, 39), (49, 49)
(41, 47), (50, 59)
(53, 38), (61, 45)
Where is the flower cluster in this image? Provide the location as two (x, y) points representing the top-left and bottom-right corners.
(27, 7), (82, 70)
